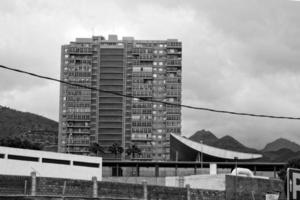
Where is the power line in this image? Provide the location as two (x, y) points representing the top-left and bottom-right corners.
(1, 64), (300, 120)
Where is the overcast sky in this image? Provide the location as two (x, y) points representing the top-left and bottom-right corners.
(0, 0), (300, 149)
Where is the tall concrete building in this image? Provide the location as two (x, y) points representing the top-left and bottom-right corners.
(58, 35), (182, 160)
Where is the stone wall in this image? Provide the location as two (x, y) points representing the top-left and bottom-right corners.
(103, 176), (166, 186)
(225, 175), (285, 200)
(0, 174), (225, 200)
(0, 175), (31, 195)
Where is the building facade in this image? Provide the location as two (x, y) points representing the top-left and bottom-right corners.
(58, 35), (182, 160)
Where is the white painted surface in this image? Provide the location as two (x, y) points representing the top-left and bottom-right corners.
(231, 167), (254, 177)
(165, 174), (226, 191)
(0, 146), (102, 181)
(171, 133), (262, 160)
(210, 163), (217, 175)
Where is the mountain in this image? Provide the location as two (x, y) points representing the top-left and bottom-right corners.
(262, 138), (300, 152)
(189, 129), (218, 145)
(212, 135), (259, 153)
(189, 130), (259, 153)
(0, 106), (58, 138)
(259, 148), (300, 162)
(0, 106), (58, 151)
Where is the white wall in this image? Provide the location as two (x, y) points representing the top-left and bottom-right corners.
(165, 174), (226, 191)
(0, 146), (102, 181)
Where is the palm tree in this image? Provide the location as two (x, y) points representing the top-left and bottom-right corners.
(89, 142), (105, 156)
(126, 144), (141, 160)
(108, 143), (124, 159)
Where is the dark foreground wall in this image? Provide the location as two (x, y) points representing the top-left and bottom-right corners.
(225, 175), (285, 200)
(0, 174), (225, 200)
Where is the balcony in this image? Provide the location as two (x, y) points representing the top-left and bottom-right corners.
(166, 60), (181, 66)
(166, 42), (182, 48)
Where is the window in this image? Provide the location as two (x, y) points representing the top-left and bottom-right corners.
(73, 161), (100, 168)
(42, 158), (70, 165)
(8, 154), (39, 162)
(0, 154), (4, 159)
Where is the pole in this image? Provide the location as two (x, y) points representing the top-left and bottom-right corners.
(92, 176), (98, 198)
(200, 140), (203, 171)
(234, 157), (238, 200)
(142, 181), (148, 200)
(30, 171), (36, 196)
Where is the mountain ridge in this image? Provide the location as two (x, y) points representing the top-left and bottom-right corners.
(262, 138), (300, 152)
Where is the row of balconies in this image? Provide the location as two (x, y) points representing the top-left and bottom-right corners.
(166, 60), (181, 66)
(166, 42), (182, 48)
(64, 71), (91, 77)
(66, 47), (92, 54)
(167, 50), (182, 54)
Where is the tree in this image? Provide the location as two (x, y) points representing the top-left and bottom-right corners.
(126, 144), (141, 159)
(89, 142), (105, 156)
(0, 137), (42, 150)
(278, 157), (300, 180)
(278, 157), (300, 195)
(108, 143), (124, 159)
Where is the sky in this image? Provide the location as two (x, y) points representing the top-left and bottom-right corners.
(0, 0), (300, 149)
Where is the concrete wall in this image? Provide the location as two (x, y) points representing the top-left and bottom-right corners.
(103, 176), (166, 186)
(225, 175), (285, 200)
(165, 174), (226, 190)
(0, 146), (102, 181)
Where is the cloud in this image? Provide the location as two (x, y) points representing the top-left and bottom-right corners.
(1, 0), (300, 148)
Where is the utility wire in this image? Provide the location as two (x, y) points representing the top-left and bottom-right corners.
(1, 64), (300, 120)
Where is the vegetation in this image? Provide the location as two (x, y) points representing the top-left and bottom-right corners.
(277, 158), (300, 195)
(89, 142), (105, 156)
(0, 137), (42, 150)
(0, 106), (58, 139)
(108, 143), (124, 159)
(278, 158), (300, 180)
(126, 144), (141, 159)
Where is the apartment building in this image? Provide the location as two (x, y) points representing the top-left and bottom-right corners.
(58, 35), (182, 160)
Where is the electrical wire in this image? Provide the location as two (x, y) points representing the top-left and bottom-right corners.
(1, 64), (300, 120)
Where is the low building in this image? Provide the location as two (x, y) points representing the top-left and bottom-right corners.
(0, 146), (102, 181)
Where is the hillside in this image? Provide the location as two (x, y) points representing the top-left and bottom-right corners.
(258, 148), (300, 162)
(262, 138), (300, 152)
(189, 130), (258, 153)
(212, 135), (259, 153)
(0, 106), (58, 138)
(0, 106), (58, 151)
(189, 129), (218, 145)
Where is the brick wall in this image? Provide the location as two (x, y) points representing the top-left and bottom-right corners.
(225, 175), (285, 200)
